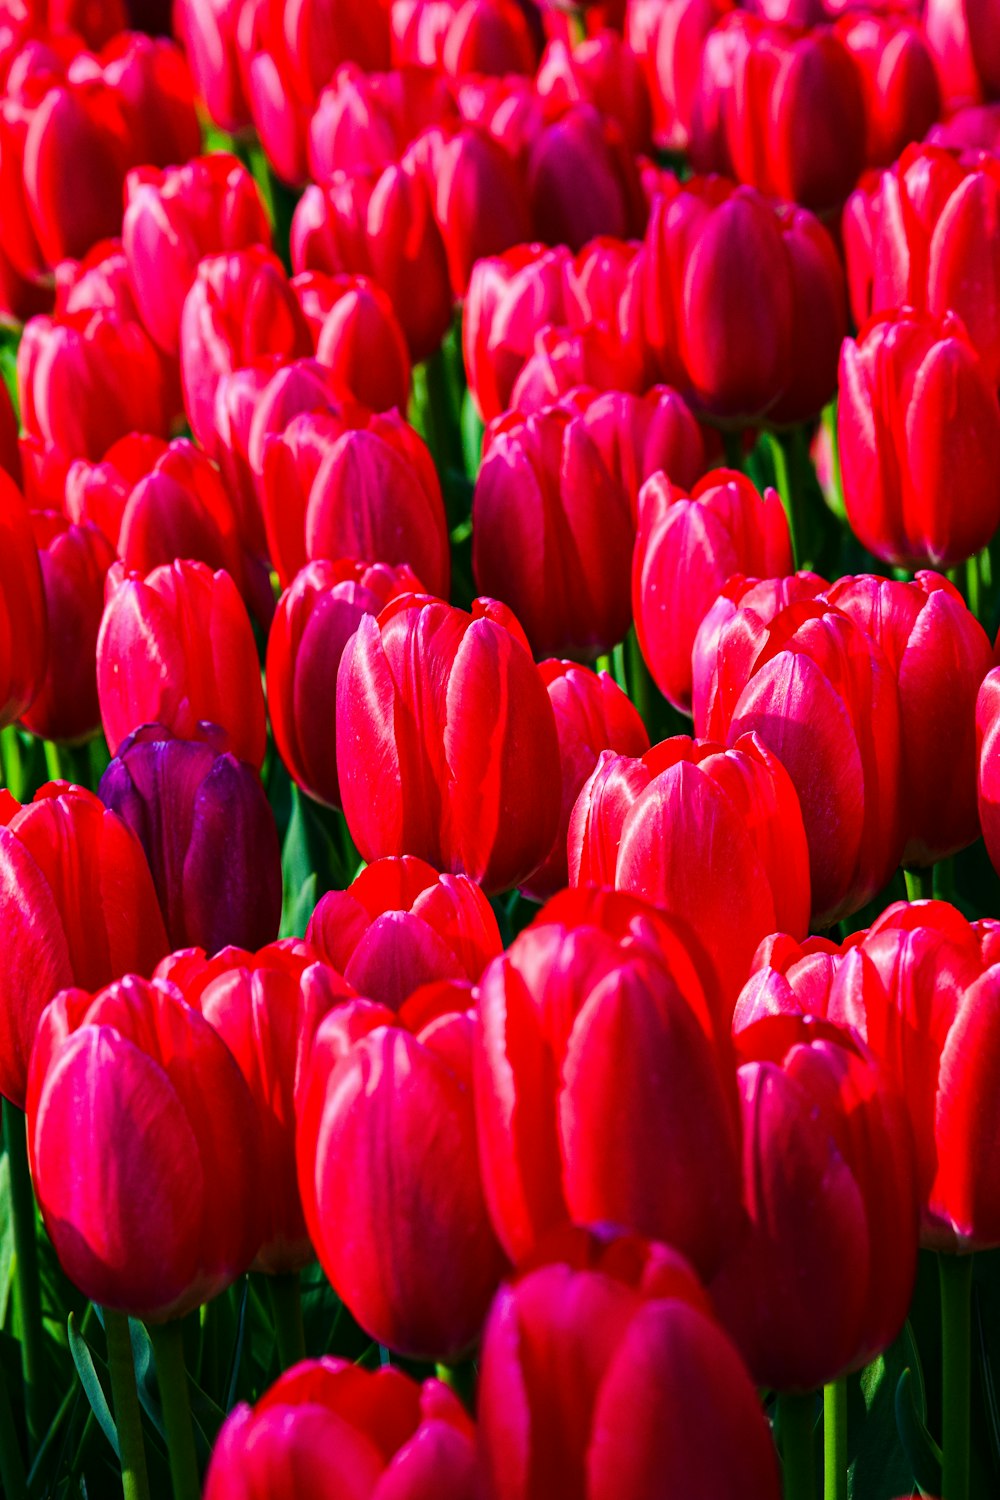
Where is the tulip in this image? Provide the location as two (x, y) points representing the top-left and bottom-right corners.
(297, 983), (508, 1358)
(430, 124), (532, 297)
(392, 0), (537, 76)
(22, 81), (130, 267)
(206, 359), (288, 557)
(337, 595), (560, 892)
(177, 0), (251, 131)
(537, 30), (653, 154)
(26, 973), (260, 1318)
(100, 35), (202, 172)
(644, 0), (730, 149)
(712, 1013), (918, 1392)
(524, 660), (650, 901)
(527, 104), (647, 253)
(477, 1226), (781, 1500)
(296, 272), (411, 412)
(54, 241), (140, 322)
(0, 476), (47, 731)
(266, 558), (424, 810)
(262, 0), (390, 111)
(63, 432), (169, 548)
(179, 248), (312, 447)
(927, 101), (1000, 154)
(690, 15), (867, 214)
(99, 724), (282, 955)
(569, 732), (810, 1007)
(97, 559), (267, 769)
(826, 573), (992, 867)
(837, 14), (941, 168)
(162, 941), (353, 1273)
(204, 1359), (477, 1499)
(475, 889), (741, 1274)
(839, 308), (1000, 568)
(632, 468), (792, 713)
(306, 855), (502, 1007)
(0, 784), (168, 1108)
(306, 65), (458, 182)
(20, 512), (115, 744)
(463, 243), (572, 422)
(122, 155), (271, 355)
(978, 668), (1000, 880)
(766, 202), (848, 428)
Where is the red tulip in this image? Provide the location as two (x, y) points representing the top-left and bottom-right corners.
(26, 972), (259, 1317)
(839, 307), (1000, 568)
(477, 1226), (780, 1500)
(306, 65), (458, 182)
(475, 888), (740, 1274)
(122, 155), (271, 355)
(978, 668), (1000, 880)
(0, 476), (47, 730)
(524, 660), (650, 901)
(293, 272), (410, 412)
(23, 80), (129, 267)
(99, 35), (201, 172)
(53, 240), (141, 322)
(537, 29), (653, 154)
(391, 0), (537, 76)
(307, 855), (502, 1007)
(527, 104), (647, 253)
(20, 512), (115, 744)
(826, 573), (992, 866)
(766, 202), (848, 428)
(97, 559), (267, 769)
(837, 14), (941, 168)
(336, 595), (560, 892)
(712, 1012), (918, 1391)
(0, 784), (168, 1108)
(163, 940), (353, 1273)
(429, 124), (532, 298)
(63, 432), (169, 548)
(98, 724), (282, 955)
(463, 243), (572, 422)
(632, 468), (791, 712)
(569, 733), (810, 1007)
(177, 0), (251, 131)
(204, 1360), (477, 1500)
(266, 558), (424, 810)
(643, 0), (731, 149)
(298, 983), (508, 1358)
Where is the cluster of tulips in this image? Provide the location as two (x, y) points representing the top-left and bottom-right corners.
(4, 0), (1000, 1495)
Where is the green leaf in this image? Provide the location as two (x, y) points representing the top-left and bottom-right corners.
(848, 1322), (925, 1500)
(895, 1367), (942, 1497)
(66, 1314), (117, 1461)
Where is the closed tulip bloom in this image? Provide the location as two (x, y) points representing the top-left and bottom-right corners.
(839, 308), (1000, 568)
(176, 0), (251, 131)
(101, 36), (202, 172)
(63, 433), (169, 549)
(569, 733), (810, 1007)
(978, 668), (1000, 878)
(632, 469), (792, 713)
(926, 154), (1000, 385)
(22, 81), (129, 267)
(537, 30), (653, 154)
(298, 984), (508, 1358)
(712, 597), (903, 928)
(205, 1359), (477, 1500)
(26, 973), (260, 1318)
(392, 0), (537, 75)
(180, 248), (312, 447)
(527, 104), (647, 253)
(524, 660), (650, 901)
(767, 203), (848, 428)
(838, 14), (941, 167)
(478, 1228), (779, 1500)
(305, 274), (410, 412)
(97, 559), (267, 768)
(122, 155), (272, 355)
(430, 125), (532, 299)
(99, 725), (281, 955)
(163, 941), (353, 1273)
(711, 1013), (918, 1391)
(20, 512), (115, 744)
(0, 784), (168, 1108)
(475, 890), (741, 1274)
(306, 65), (459, 183)
(266, 558), (423, 810)
(337, 595), (560, 892)
(463, 244), (573, 423)
(0, 477), (47, 730)
(366, 148), (454, 362)
(827, 573), (992, 866)
(307, 855), (502, 1007)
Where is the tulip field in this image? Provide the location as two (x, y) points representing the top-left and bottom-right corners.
(5, 0), (1000, 1498)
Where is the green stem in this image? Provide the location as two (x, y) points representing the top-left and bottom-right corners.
(626, 628), (651, 729)
(610, 641), (628, 695)
(768, 429), (806, 571)
(965, 553), (982, 622)
(778, 1392), (817, 1500)
(904, 867), (933, 902)
(104, 1311), (151, 1500)
(42, 740), (62, 784)
(940, 1252), (973, 1500)
(149, 1321), (200, 1500)
(266, 1273), (305, 1372)
(434, 1360), (476, 1413)
(4, 1100), (44, 1451)
(0, 724), (25, 801)
(0, 1347), (27, 1500)
(823, 1380), (847, 1500)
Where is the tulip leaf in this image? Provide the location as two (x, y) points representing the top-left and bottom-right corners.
(223, 1279), (249, 1413)
(0, 1151), (13, 1328)
(895, 1367), (942, 1497)
(66, 1313), (118, 1462)
(848, 1322), (926, 1500)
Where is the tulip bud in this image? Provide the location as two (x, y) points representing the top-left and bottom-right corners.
(527, 104), (647, 253)
(839, 307), (1000, 568)
(478, 1228), (781, 1500)
(307, 855), (502, 1007)
(978, 668), (1000, 880)
(838, 14), (941, 168)
(0, 784), (168, 1108)
(205, 1360), (477, 1499)
(99, 725), (282, 955)
(306, 65), (458, 182)
(463, 243), (572, 422)
(632, 469), (792, 713)
(298, 983), (508, 1358)
(0, 476), (47, 730)
(20, 512), (115, 744)
(97, 559), (267, 768)
(266, 558), (424, 810)
(26, 973), (260, 1317)
(23, 81), (129, 267)
(177, 0), (251, 132)
(337, 595), (561, 892)
(295, 272), (411, 412)
(537, 29), (654, 153)
(431, 124), (532, 298)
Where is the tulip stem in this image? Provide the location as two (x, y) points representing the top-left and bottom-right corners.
(626, 629), (652, 728)
(266, 1272), (306, 1371)
(149, 1320), (200, 1500)
(0, 724), (25, 801)
(904, 867), (932, 902)
(823, 1379), (847, 1500)
(4, 1099), (44, 1451)
(777, 1392), (817, 1500)
(939, 1252), (973, 1500)
(768, 430), (807, 571)
(104, 1311), (151, 1500)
